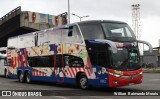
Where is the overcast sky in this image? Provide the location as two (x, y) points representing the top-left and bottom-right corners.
(0, 0), (160, 48)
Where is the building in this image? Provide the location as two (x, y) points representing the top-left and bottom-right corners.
(143, 48), (160, 67)
(0, 6), (67, 47)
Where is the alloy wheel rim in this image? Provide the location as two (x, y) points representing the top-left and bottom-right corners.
(80, 77), (87, 88)
(27, 75), (30, 83)
(20, 73), (23, 82)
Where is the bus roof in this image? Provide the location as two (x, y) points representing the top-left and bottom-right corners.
(76, 20), (127, 24)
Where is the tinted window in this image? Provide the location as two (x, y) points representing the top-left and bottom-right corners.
(79, 23), (104, 40)
(89, 52), (109, 67)
(101, 23), (135, 38)
(87, 44), (110, 67)
(29, 56), (54, 67)
(64, 55), (84, 67)
(56, 55), (63, 67)
(111, 48), (140, 70)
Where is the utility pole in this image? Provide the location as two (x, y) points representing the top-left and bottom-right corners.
(68, 0), (70, 24)
(72, 13), (89, 22)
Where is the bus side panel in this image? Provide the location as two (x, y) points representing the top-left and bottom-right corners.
(7, 49), (19, 78)
(17, 67), (76, 84)
(8, 66), (18, 79)
(88, 66), (109, 87)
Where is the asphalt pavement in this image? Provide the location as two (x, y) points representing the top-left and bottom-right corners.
(0, 73), (159, 99)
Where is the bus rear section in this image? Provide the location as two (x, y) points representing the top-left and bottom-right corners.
(7, 37), (19, 78)
(0, 47), (8, 77)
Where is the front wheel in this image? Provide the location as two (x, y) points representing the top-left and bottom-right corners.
(79, 74), (88, 89)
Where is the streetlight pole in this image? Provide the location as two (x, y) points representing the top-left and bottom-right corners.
(72, 13), (89, 22)
(68, 0), (70, 24)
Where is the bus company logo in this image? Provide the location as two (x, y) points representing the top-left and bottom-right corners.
(2, 91), (11, 96)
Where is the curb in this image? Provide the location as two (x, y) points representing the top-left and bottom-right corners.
(143, 69), (160, 73)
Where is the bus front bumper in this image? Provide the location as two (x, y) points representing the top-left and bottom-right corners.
(108, 68), (143, 87)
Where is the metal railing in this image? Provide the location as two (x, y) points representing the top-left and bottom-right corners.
(0, 6), (21, 25)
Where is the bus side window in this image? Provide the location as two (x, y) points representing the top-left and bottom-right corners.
(56, 55), (64, 67)
(28, 56), (54, 67)
(28, 57), (36, 67)
(67, 55), (84, 67)
(87, 44), (111, 68)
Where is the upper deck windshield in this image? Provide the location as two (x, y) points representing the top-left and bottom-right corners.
(101, 23), (136, 41)
(79, 21), (136, 42)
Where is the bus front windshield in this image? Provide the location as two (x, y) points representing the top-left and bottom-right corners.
(111, 47), (140, 71)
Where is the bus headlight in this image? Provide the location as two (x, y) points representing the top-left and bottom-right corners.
(113, 74), (121, 77)
(108, 72), (121, 77)
(139, 72), (142, 75)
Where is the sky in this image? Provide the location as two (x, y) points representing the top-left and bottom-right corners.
(0, 0), (160, 48)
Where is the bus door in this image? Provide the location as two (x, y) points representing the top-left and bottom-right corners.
(86, 42), (111, 86)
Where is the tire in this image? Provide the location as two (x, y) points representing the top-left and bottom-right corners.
(26, 72), (32, 83)
(78, 74), (88, 89)
(18, 72), (25, 83)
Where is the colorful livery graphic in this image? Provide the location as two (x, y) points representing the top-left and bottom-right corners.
(7, 20), (152, 89)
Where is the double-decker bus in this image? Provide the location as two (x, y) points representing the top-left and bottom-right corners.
(7, 20), (152, 89)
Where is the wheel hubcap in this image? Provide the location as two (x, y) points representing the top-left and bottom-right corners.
(27, 75), (30, 82)
(80, 77), (87, 88)
(20, 74), (23, 82)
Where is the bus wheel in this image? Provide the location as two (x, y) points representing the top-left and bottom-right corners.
(79, 74), (88, 89)
(19, 72), (25, 83)
(26, 72), (32, 83)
